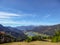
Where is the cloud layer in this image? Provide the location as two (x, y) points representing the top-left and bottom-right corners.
(0, 12), (20, 18)
(0, 11), (58, 26)
(0, 11), (37, 26)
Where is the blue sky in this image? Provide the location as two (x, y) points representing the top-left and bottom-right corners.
(0, 0), (60, 26)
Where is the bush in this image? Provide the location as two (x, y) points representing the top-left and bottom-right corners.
(32, 35), (42, 41)
(25, 37), (32, 42)
(25, 35), (44, 42)
(52, 36), (58, 42)
(51, 30), (60, 42)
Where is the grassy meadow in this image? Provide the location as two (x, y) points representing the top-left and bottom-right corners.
(0, 41), (60, 45)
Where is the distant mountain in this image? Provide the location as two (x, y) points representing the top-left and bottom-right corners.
(0, 24), (26, 40)
(0, 24), (60, 38)
(16, 25), (36, 30)
(26, 24), (60, 36)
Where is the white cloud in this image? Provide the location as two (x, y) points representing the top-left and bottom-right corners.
(0, 20), (33, 25)
(0, 11), (38, 26)
(0, 20), (40, 26)
(0, 19), (58, 26)
(0, 11), (36, 19)
(0, 12), (20, 18)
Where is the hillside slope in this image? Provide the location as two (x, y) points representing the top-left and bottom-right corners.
(26, 24), (60, 36)
(0, 24), (26, 40)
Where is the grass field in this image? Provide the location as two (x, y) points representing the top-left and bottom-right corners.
(0, 41), (60, 45)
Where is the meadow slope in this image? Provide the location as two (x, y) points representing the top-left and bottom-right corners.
(0, 41), (60, 45)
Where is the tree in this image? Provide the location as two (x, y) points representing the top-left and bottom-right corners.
(25, 36), (32, 42)
(52, 30), (60, 42)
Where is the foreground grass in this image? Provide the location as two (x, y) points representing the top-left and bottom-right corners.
(0, 41), (60, 45)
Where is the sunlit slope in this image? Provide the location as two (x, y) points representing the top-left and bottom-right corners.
(0, 41), (60, 45)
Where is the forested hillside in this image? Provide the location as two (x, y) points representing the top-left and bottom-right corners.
(26, 24), (60, 36)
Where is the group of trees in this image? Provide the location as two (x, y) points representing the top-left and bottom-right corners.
(25, 29), (60, 43)
(25, 30), (60, 43)
(52, 30), (60, 42)
(25, 35), (49, 42)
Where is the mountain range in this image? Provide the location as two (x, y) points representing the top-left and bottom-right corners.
(25, 24), (60, 36)
(0, 24), (26, 40)
(0, 24), (60, 38)
(16, 24), (60, 36)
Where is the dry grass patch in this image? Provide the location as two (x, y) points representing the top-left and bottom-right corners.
(0, 41), (60, 45)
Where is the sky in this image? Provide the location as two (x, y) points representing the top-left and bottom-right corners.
(0, 0), (60, 26)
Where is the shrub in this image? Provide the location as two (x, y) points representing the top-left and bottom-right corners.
(25, 35), (43, 42)
(51, 30), (60, 42)
(52, 36), (58, 42)
(25, 36), (32, 42)
(32, 35), (42, 41)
